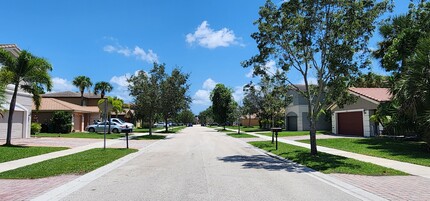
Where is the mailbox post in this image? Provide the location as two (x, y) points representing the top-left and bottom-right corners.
(271, 127), (282, 150)
(125, 125), (130, 149)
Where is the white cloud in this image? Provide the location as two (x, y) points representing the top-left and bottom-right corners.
(51, 77), (75, 92)
(108, 73), (135, 103)
(133, 47), (158, 63)
(202, 78), (217, 90)
(110, 74), (130, 88)
(103, 43), (158, 63)
(232, 86), (245, 103)
(245, 60), (277, 78)
(192, 78), (218, 106)
(186, 21), (241, 49)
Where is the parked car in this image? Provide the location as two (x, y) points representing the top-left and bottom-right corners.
(111, 118), (134, 131)
(154, 122), (168, 128)
(86, 122), (132, 133)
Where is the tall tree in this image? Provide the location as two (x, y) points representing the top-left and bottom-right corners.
(94, 81), (113, 99)
(160, 67), (191, 132)
(176, 109), (195, 125)
(0, 49), (52, 146)
(210, 83), (233, 130)
(243, 0), (391, 155)
(128, 63), (164, 135)
(73, 76), (92, 106)
(350, 72), (390, 88)
(198, 106), (214, 125)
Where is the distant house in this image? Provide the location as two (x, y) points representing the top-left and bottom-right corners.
(32, 98), (100, 132)
(240, 114), (259, 127)
(330, 88), (391, 137)
(285, 85), (331, 131)
(41, 91), (102, 106)
(0, 44), (33, 139)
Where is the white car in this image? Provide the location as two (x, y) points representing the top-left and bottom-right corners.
(111, 118), (134, 130)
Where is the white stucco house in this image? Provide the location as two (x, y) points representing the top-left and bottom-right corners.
(285, 85), (331, 131)
(329, 88), (391, 137)
(0, 44), (33, 139)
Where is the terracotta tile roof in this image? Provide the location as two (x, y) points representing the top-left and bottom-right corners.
(0, 44), (21, 57)
(33, 98), (100, 113)
(349, 88), (392, 102)
(42, 91), (101, 99)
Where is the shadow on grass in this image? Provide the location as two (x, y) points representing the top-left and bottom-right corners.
(133, 135), (166, 140)
(218, 154), (314, 173)
(250, 141), (367, 174)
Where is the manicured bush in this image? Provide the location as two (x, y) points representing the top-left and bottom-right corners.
(49, 111), (72, 133)
(31, 123), (42, 135)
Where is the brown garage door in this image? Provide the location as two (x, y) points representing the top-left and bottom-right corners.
(338, 112), (363, 136)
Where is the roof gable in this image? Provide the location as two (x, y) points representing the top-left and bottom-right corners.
(42, 91), (101, 99)
(349, 88), (392, 103)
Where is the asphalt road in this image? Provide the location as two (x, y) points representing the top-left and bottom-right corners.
(62, 126), (359, 201)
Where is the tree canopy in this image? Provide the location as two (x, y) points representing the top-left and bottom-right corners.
(210, 83), (234, 130)
(0, 49), (52, 145)
(94, 81), (113, 99)
(72, 75), (92, 106)
(243, 0), (391, 155)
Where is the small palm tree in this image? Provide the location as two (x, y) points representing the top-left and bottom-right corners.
(94, 81), (113, 99)
(0, 49), (52, 146)
(72, 76), (92, 106)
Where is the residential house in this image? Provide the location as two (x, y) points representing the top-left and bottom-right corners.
(285, 85), (331, 131)
(240, 114), (259, 127)
(32, 91), (102, 132)
(0, 44), (33, 139)
(330, 88), (391, 137)
(32, 98), (100, 132)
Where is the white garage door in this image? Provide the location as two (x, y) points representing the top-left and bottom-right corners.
(0, 111), (24, 139)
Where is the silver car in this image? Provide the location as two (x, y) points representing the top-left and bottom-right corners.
(86, 122), (131, 133)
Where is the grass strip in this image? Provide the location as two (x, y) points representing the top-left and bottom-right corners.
(156, 126), (186, 134)
(257, 130), (327, 137)
(33, 132), (126, 139)
(227, 133), (258, 138)
(134, 135), (166, 140)
(225, 126), (267, 132)
(0, 148), (137, 179)
(0, 146), (68, 163)
(249, 141), (407, 176)
(298, 138), (430, 167)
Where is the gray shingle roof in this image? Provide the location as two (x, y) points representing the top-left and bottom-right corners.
(42, 91), (101, 99)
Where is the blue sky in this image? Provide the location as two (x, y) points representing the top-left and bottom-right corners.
(1, 0), (409, 114)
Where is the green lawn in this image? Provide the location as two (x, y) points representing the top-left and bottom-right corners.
(32, 132), (126, 139)
(249, 141), (406, 176)
(0, 146), (68, 163)
(258, 130), (328, 137)
(298, 138), (430, 167)
(227, 133), (258, 138)
(134, 135), (166, 140)
(0, 148), (137, 179)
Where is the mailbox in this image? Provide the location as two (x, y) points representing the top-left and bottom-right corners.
(271, 127), (282, 150)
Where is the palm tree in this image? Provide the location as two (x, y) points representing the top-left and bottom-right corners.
(94, 81), (113, 99)
(72, 76), (92, 106)
(0, 49), (52, 146)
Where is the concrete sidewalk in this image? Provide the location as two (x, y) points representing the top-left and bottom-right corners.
(0, 133), (150, 174)
(241, 130), (430, 179)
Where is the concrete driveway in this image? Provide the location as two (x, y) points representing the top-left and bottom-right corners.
(46, 126), (366, 201)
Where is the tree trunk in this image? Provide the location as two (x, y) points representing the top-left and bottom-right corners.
(149, 118), (153, 136)
(309, 117), (318, 155)
(248, 114), (251, 127)
(5, 83), (19, 146)
(164, 117), (168, 133)
(80, 91), (84, 106)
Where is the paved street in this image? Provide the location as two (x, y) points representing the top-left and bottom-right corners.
(55, 126), (363, 201)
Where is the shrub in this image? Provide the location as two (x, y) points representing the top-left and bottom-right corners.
(49, 111), (72, 133)
(31, 123), (42, 135)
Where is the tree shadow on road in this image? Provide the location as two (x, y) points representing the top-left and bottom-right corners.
(218, 155), (315, 173)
